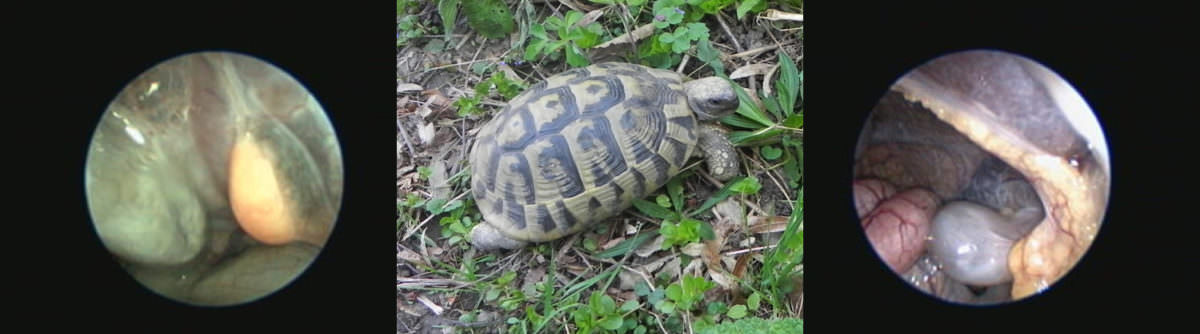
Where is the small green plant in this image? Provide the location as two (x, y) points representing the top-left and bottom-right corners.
(463, 0), (515, 39)
(635, 0), (741, 68)
(454, 70), (528, 117)
(633, 174), (761, 250)
(524, 11), (605, 67)
(664, 275), (715, 312)
(397, 1), (433, 47)
(434, 0), (516, 41)
(397, 166), (436, 230)
(572, 291), (640, 333)
(434, 198), (474, 246)
(397, 15), (429, 47)
(697, 316), (803, 334)
(480, 271), (527, 311)
(397, 193), (423, 230)
(438, 0), (458, 41)
(754, 187), (803, 315)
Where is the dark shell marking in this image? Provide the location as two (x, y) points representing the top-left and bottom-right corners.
(470, 63), (698, 242)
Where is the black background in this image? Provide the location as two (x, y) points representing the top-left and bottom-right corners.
(9, 0), (1193, 332)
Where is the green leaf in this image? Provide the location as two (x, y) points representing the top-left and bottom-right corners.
(730, 176), (762, 194)
(776, 52), (801, 116)
(727, 304), (748, 319)
(500, 297), (522, 310)
(660, 5), (684, 26)
(665, 284), (682, 302)
(668, 177), (685, 212)
(689, 176), (756, 216)
(444, 199), (464, 213)
(595, 293), (617, 313)
(524, 41), (543, 61)
(719, 114), (763, 129)
(576, 24), (604, 48)
(564, 10), (583, 27)
(398, 15), (414, 30)
(498, 271), (517, 285)
(463, 0), (514, 39)
(761, 145), (783, 160)
(525, 306), (543, 328)
(736, 0), (763, 19)
(525, 24), (549, 61)
(656, 194), (671, 208)
(621, 319), (637, 331)
(782, 113), (804, 128)
(696, 38), (724, 75)
(424, 198), (447, 214)
(486, 287), (501, 301)
(647, 287), (666, 304)
(565, 43), (590, 67)
(656, 300), (676, 314)
(662, 219), (701, 249)
(634, 281), (651, 296)
(731, 84), (774, 127)
(620, 299), (639, 313)
(684, 22), (709, 40)
(545, 15), (564, 31)
(530, 22), (548, 39)
(473, 80), (492, 97)
(697, 0), (736, 14)
(634, 199), (677, 220)
(448, 221), (469, 234)
(438, 0), (460, 40)
(658, 32), (677, 44)
(600, 316), (624, 330)
(706, 301), (727, 315)
(747, 292), (761, 309)
(583, 238), (598, 251)
(694, 219), (715, 241)
(762, 92), (783, 120)
(783, 137), (803, 188)
(669, 28), (692, 53)
(728, 128), (784, 146)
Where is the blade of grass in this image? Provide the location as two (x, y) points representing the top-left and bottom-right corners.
(594, 229), (660, 259)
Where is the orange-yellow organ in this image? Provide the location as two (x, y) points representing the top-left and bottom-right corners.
(229, 134), (296, 245)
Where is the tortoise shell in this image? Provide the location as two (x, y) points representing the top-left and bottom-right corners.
(469, 62), (699, 242)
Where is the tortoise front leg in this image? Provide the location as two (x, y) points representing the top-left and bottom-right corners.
(696, 124), (739, 181)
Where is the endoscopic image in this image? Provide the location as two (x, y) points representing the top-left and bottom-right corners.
(852, 50), (1110, 305)
(84, 52), (343, 306)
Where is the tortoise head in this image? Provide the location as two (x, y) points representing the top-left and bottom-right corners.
(684, 77), (739, 120)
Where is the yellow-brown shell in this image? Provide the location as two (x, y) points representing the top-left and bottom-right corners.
(469, 62), (699, 242)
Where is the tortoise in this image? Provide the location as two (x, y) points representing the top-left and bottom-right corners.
(468, 62), (741, 250)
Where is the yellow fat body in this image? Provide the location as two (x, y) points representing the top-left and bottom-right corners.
(229, 133), (296, 245)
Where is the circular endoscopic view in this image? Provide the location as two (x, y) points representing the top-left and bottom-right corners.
(852, 50), (1110, 305)
(84, 52), (343, 306)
